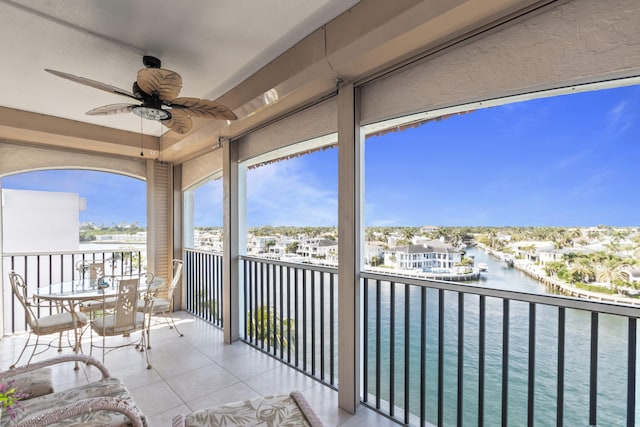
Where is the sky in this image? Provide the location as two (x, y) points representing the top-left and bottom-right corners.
(2, 84), (639, 228)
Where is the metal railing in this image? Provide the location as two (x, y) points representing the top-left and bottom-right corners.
(2, 249), (143, 334)
(241, 256), (338, 389)
(361, 271), (640, 427)
(183, 248), (223, 327)
(7, 247), (638, 426)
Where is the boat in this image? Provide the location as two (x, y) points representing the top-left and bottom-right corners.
(478, 263), (488, 272)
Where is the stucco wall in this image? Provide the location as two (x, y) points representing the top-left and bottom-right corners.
(361, 0), (640, 124)
(0, 142), (146, 179)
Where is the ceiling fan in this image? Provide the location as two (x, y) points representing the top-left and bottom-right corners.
(45, 56), (237, 134)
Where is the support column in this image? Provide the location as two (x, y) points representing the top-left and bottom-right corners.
(337, 82), (362, 413)
(146, 160), (157, 275)
(172, 164), (184, 309)
(223, 139), (246, 344)
(183, 184), (195, 249)
(0, 178), (5, 336)
(146, 160), (172, 278)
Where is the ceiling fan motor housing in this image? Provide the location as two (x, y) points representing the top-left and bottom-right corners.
(142, 55), (162, 68)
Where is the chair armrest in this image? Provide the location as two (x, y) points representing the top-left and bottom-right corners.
(14, 396), (144, 427)
(1, 354), (111, 381)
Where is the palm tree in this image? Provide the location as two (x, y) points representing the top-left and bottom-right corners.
(520, 244), (537, 261)
(596, 258), (625, 288)
(544, 261), (565, 277)
(569, 260), (595, 283)
(402, 227), (416, 242)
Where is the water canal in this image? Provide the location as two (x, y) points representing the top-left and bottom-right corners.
(365, 246), (636, 426)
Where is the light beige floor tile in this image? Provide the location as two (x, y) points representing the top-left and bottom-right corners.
(150, 346), (212, 379)
(128, 379), (183, 418)
(146, 403), (191, 426)
(1, 312), (391, 426)
(185, 382), (261, 413)
(339, 405), (401, 426)
(164, 363), (240, 402)
(301, 383), (354, 427)
(243, 363), (317, 396)
(109, 363), (165, 390)
(215, 349), (280, 380)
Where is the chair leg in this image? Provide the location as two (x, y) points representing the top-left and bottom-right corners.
(140, 331), (152, 370)
(146, 313), (152, 350)
(163, 311), (184, 337)
(25, 334), (41, 366)
(10, 332), (33, 368)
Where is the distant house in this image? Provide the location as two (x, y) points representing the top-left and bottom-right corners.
(420, 225), (440, 234)
(364, 244), (385, 265)
(538, 247), (594, 265)
(268, 237), (298, 256)
(297, 238), (338, 258)
(509, 240), (555, 262)
(247, 235), (277, 254)
(623, 268), (640, 284)
(384, 240), (461, 270)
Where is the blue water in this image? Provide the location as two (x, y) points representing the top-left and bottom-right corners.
(365, 247), (635, 426)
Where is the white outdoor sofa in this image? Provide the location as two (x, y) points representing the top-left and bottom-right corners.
(0, 354), (145, 427)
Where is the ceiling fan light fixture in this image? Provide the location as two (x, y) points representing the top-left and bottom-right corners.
(132, 106), (171, 121)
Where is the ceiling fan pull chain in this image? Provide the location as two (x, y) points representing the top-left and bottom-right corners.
(140, 116), (144, 157)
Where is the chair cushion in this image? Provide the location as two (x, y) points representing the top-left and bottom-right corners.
(2, 377), (147, 427)
(137, 297), (169, 313)
(151, 298), (170, 313)
(91, 313), (145, 336)
(80, 298), (117, 312)
(8, 367), (54, 399)
(174, 394), (315, 427)
(33, 312), (88, 335)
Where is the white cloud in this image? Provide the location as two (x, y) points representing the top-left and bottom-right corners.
(606, 101), (634, 137)
(246, 160), (337, 226)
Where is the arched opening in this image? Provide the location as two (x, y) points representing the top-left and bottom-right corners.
(1, 169), (147, 334)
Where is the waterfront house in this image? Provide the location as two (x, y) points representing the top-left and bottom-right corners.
(247, 235), (278, 255)
(1, 1), (640, 425)
(384, 240), (461, 270)
(297, 238), (338, 259)
(538, 247), (595, 266)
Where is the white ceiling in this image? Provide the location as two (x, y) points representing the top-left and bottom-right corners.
(0, 0), (360, 136)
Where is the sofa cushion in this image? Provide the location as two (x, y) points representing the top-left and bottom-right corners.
(2, 377), (146, 427)
(9, 367), (54, 399)
(174, 393), (322, 427)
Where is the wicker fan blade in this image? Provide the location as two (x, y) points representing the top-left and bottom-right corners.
(45, 69), (139, 100)
(171, 97), (237, 120)
(162, 109), (192, 134)
(86, 104), (136, 115)
(137, 68), (182, 102)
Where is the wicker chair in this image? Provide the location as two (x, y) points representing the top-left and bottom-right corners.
(8, 272), (88, 368)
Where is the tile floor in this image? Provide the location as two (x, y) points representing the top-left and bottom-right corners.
(0, 311), (397, 426)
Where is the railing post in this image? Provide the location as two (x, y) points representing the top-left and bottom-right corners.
(337, 81), (362, 413)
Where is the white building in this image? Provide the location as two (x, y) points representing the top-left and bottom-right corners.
(297, 238), (338, 258)
(384, 240), (461, 270)
(194, 229), (223, 251)
(268, 237), (298, 257)
(1, 189), (85, 252)
(247, 235), (277, 254)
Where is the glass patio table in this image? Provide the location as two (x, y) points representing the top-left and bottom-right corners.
(35, 276), (165, 302)
(34, 275), (165, 367)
